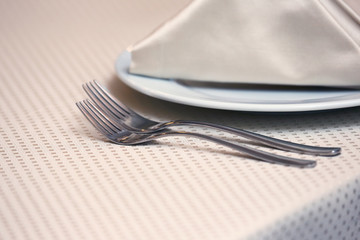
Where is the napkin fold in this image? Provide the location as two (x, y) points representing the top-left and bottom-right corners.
(129, 0), (360, 87)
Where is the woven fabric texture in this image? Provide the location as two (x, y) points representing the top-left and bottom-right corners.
(1, 0), (360, 239)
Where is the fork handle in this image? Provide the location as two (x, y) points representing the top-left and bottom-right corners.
(150, 130), (316, 168)
(166, 120), (340, 156)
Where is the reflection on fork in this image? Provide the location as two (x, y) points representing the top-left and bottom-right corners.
(82, 80), (341, 156)
(76, 99), (318, 168)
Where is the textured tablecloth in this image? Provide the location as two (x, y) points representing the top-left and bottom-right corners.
(1, 0), (360, 239)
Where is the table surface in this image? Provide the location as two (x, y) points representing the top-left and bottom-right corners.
(1, 0), (360, 239)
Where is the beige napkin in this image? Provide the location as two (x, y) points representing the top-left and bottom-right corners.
(128, 0), (360, 87)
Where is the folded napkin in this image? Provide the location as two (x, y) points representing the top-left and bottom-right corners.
(129, 0), (360, 87)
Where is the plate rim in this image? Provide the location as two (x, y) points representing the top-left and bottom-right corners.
(115, 51), (360, 112)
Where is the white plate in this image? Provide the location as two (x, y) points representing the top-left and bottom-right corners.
(115, 51), (360, 112)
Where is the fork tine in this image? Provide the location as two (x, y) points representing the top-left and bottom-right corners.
(84, 80), (133, 120)
(83, 82), (127, 121)
(78, 99), (122, 135)
(92, 80), (134, 116)
(83, 99), (124, 134)
(76, 101), (113, 136)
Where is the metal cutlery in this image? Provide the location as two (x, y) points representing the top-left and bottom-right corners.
(82, 80), (341, 156)
(76, 99), (318, 168)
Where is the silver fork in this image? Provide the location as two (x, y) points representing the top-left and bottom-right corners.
(83, 80), (340, 156)
(76, 99), (317, 168)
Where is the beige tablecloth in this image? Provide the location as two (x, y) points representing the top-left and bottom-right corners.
(0, 0), (359, 239)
